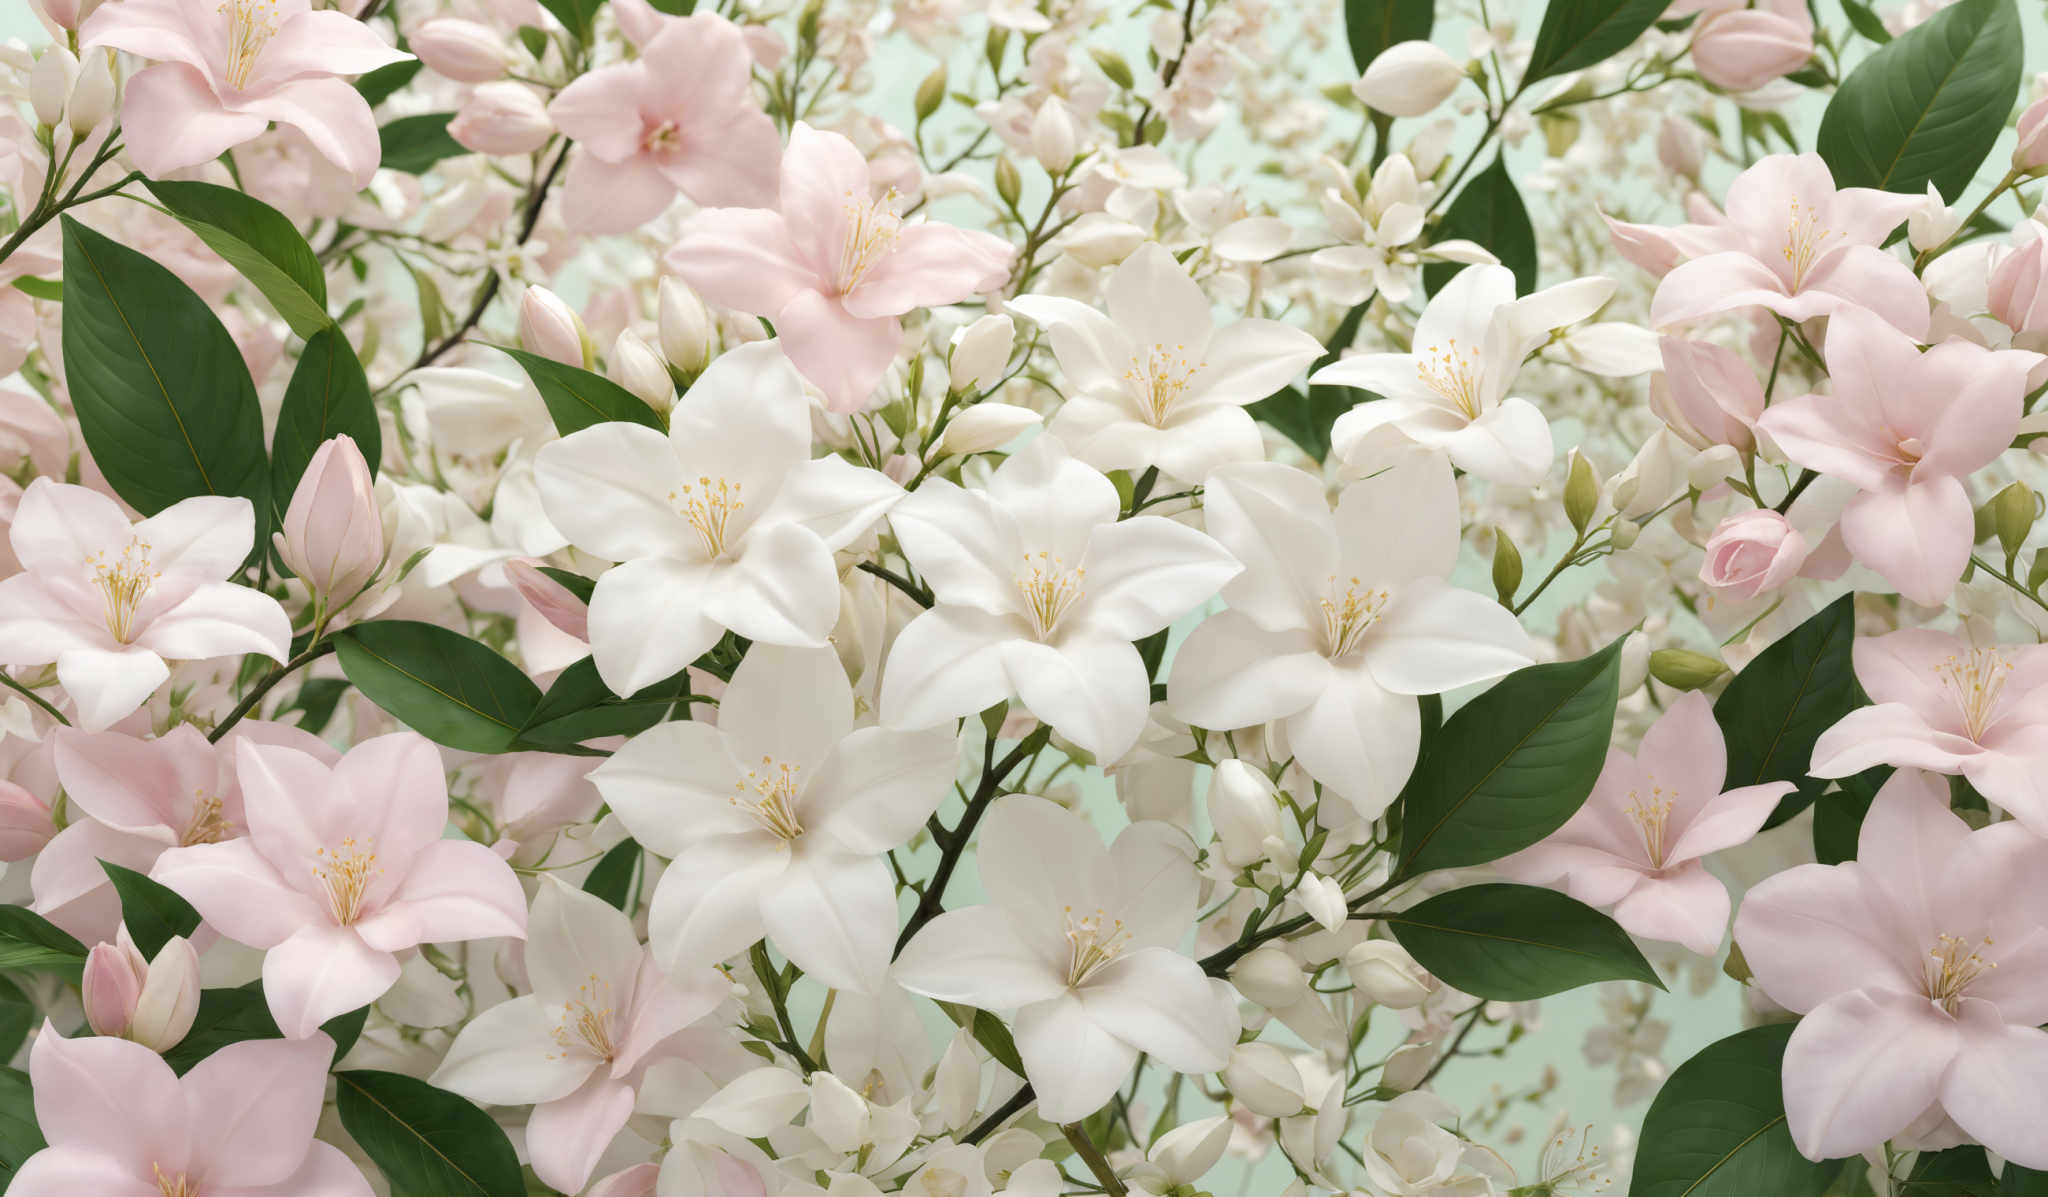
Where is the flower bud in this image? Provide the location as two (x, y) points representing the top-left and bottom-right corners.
(507, 559), (590, 641)
(1490, 526), (1522, 607)
(993, 156), (1022, 209)
(275, 434), (384, 605)
(932, 1030), (981, 1132)
(1608, 518), (1640, 551)
(1989, 237), (2048, 336)
(130, 935), (200, 1051)
(1060, 218), (1147, 268)
(1147, 1115), (1230, 1185)
(1293, 873), (1346, 932)
(1564, 448), (1599, 534)
(30, 46), (77, 129)
(1699, 509), (1807, 600)
(1656, 116), (1703, 180)
(1993, 481), (2037, 560)
(939, 402), (1040, 456)
(914, 65), (947, 122)
(1619, 628), (1649, 695)
(412, 18), (511, 84)
(518, 285), (589, 368)
(1344, 941), (1433, 1009)
(949, 313), (1015, 393)
(66, 50), (115, 136)
(2016, 96), (2048, 173)
(39, 0), (103, 30)
(1207, 760), (1285, 869)
(1380, 1042), (1436, 1092)
(1224, 1043), (1306, 1117)
(1907, 183), (1960, 254)
(449, 82), (553, 155)
(1229, 945), (1307, 1009)
(807, 1072), (870, 1155)
(1687, 443), (1744, 492)
(1030, 96), (1080, 173)
(82, 940), (143, 1038)
(658, 277), (715, 378)
(1690, 8), (1812, 92)
(0, 781), (54, 862)
(1648, 648), (1727, 690)
(608, 329), (675, 415)
(1351, 41), (1464, 118)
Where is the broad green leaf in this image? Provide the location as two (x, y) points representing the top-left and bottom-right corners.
(160, 984), (367, 1074)
(335, 620), (543, 753)
(971, 1010), (1027, 1078)
(1713, 594), (1862, 829)
(335, 1070), (526, 1197)
(537, 0), (605, 41)
(272, 325), (381, 504)
(583, 839), (642, 911)
(1816, 0), (2023, 198)
(646, 0), (696, 12)
(1811, 765), (1890, 864)
(1246, 301), (1371, 463)
(499, 346), (664, 436)
(1524, 0), (1669, 84)
(1424, 154), (1536, 295)
(102, 861), (201, 959)
(379, 114), (472, 175)
(1842, 0), (1892, 43)
(1344, 0), (1433, 74)
(0, 1068), (45, 1190)
(0, 906), (86, 980)
(1383, 883), (1662, 999)
(2003, 1163), (2048, 1194)
(1630, 1023), (1842, 1197)
(1902, 1148), (1997, 1195)
(1397, 638), (1623, 877)
(60, 217), (269, 521)
(281, 676), (353, 735)
(144, 179), (330, 337)
(356, 58), (422, 107)
(0, 978), (33, 1066)
(516, 656), (696, 747)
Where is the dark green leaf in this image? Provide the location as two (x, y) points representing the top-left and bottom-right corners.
(143, 179), (330, 337)
(1817, 0), (2023, 198)
(1423, 154), (1537, 295)
(498, 346), (664, 436)
(282, 676), (353, 734)
(517, 656), (698, 748)
(1344, 0), (1433, 74)
(1812, 765), (1890, 864)
(60, 217), (269, 521)
(0, 1068), (45, 1189)
(537, 0), (605, 41)
(582, 839), (642, 911)
(538, 567), (595, 604)
(160, 983), (367, 1074)
(1713, 595), (1861, 829)
(272, 324), (381, 504)
(379, 114), (472, 175)
(1524, 0), (1669, 84)
(0, 906), (86, 980)
(356, 59), (422, 107)
(1842, 0), (1892, 42)
(2003, 1164), (2048, 1194)
(645, 0), (695, 12)
(1383, 883), (1662, 999)
(335, 1070), (526, 1197)
(1903, 1148), (1997, 1195)
(0, 980), (34, 1065)
(11, 277), (60, 301)
(1397, 638), (1623, 876)
(1631, 1023), (1840, 1197)
(101, 861), (201, 959)
(335, 620), (543, 753)
(1246, 301), (1371, 462)
(971, 1010), (1027, 1078)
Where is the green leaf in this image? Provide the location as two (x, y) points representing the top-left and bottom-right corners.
(379, 114), (472, 175)
(1246, 301), (1371, 463)
(101, 861), (201, 959)
(498, 346), (664, 436)
(1383, 883), (1662, 1000)
(0, 1068), (45, 1190)
(537, 0), (605, 41)
(272, 324), (381, 504)
(282, 676), (353, 734)
(356, 58), (422, 107)
(1713, 594), (1862, 829)
(335, 620), (543, 753)
(160, 984), (367, 1074)
(1524, 0), (1669, 84)
(582, 839), (643, 911)
(0, 979), (34, 1066)
(1397, 638), (1623, 877)
(143, 179), (330, 338)
(60, 217), (269, 522)
(538, 567), (595, 604)
(1817, 0), (2023, 198)
(517, 656), (697, 747)
(1902, 1148), (1997, 1195)
(1812, 765), (1890, 864)
(1841, 0), (1892, 42)
(1423, 153), (1537, 295)
(0, 906), (87, 980)
(645, 0), (696, 12)
(12, 276), (61, 301)
(1631, 1023), (1844, 1196)
(336, 1070), (526, 1197)
(2003, 1164), (2048, 1194)
(971, 1010), (1027, 1078)
(1344, 0), (1434, 74)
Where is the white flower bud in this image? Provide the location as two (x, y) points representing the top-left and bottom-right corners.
(129, 935), (201, 1052)
(30, 46), (78, 129)
(1293, 873), (1347, 932)
(1147, 1114), (1231, 1185)
(1344, 941), (1433, 1009)
(1229, 945), (1307, 1010)
(1208, 760), (1285, 869)
(517, 285), (589, 368)
(939, 402), (1040, 456)
(1351, 41), (1464, 118)
(948, 313), (1015, 392)
(1688, 443), (1744, 492)
(607, 330), (675, 415)
(1060, 218), (1147, 268)
(658, 277), (715, 378)
(807, 1071), (870, 1155)
(933, 1029), (982, 1132)
(66, 50), (115, 136)
(1030, 96), (1080, 172)
(1907, 183), (1960, 254)
(1224, 1042), (1307, 1117)
(412, 17), (510, 83)
(1380, 1042), (1436, 1092)
(1618, 629), (1650, 695)
(448, 82), (553, 155)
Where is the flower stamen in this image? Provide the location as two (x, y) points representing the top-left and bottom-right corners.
(218, 0), (281, 91)
(1926, 932), (1996, 1014)
(671, 477), (743, 560)
(1319, 576), (1390, 658)
(1015, 551), (1085, 640)
(1416, 339), (1484, 421)
(733, 756), (804, 841)
(312, 837), (380, 926)
(1124, 343), (1206, 426)
(549, 973), (618, 1061)
(90, 538), (159, 645)
(837, 188), (902, 294)
(1935, 648), (2011, 742)
(1063, 905), (1129, 987)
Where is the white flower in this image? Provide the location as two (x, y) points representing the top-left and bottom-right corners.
(1310, 154), (1496, 307)
(892, 796), (1240, 1122)
(1352, 41), (1466, 118)
(1359, 1092), (1517, 1196)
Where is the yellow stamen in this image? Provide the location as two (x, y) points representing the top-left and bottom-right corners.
(218, 0), (280, 91)
(549, 973), (618, 1061)
(181, 788), (232, 846)
(90, 538), (159, 645)
(733, 755), (804, 841)
(1936, 648), (2011, 742)
(1063, 905), (1129, 987)
(311, 837), (380, 925)
(1624, 777), (1675, 869)
(1015, 551), (1084, 640)
(154, 1163), (194, 1197)
(670, 477), (743, 560)
(1319, 576), (1390, 658)
(836, 188), (902, 294)
(1415, 339), (1484, 421)
(1926, 933), (1996, 1015)
(1781, 197), (1838, 290)
(1124, 343), (1206, 426)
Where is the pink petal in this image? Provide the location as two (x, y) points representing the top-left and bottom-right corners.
(1648, 251), (1791, 329)
(1803, 244), (1930, 340)
(559, 150), (678, 235)
(1734, 863), (1915, 1012)
(8, 1146), (157, 1196)
(1609, 860), (1728, 955)
(229, 76), (383, 189)
(1838, 477), (1973, 607)
(79, 0), (213, 72)
(1781, 987), (1957, 1161)
(776, 122), (872, 283)
(1808, 702), (1976, 779)
(546, 64), (647, 160)
(29, 1025), (183, 1172)
(119, 62), (268, 179)
(842, 224), (1014, 319)
(6, 479), (134, 578)
(1662, 780), (1793, 865)
(245, 9), (410, 91)
(774, 290), (901, 413)
(182, 1034), (334, 1187)
(51, 725), (212, 837)
(260, 924), (401, 1040)
(527, 1076), (636, 1195)
(666, 208), (815, 317)
(269, 1141), (376, 1197)
(132, 581), (291, 663)
(353, 839), (526, 952)
(150, 838), (324, 949)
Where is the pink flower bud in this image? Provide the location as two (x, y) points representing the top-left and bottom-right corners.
(506, 558), (589, 641)
(82, 939), (144, 1038)
(2015, 96), (2048, 173)
(1691, 8), (1812, 92)
(1700, 509), (1809, 599)
(1990, 237), (2048, 336)
(1657, 116), (1704, 179)
(1652, 337), (1764, 453)
(412, 18), (510, 83)
(130, 935), (201, 1051)
(518, 285), (588, 367)
(450, 82), (553, 156)
(0, 780), (54, 862)
(36, 0), (102, 32)
(275, 434), (384, 604)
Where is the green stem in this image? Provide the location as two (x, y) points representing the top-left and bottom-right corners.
(208, 640), (336, 742)
(0, 671), (69, 727)
(1061, 1123), (1129, 1196)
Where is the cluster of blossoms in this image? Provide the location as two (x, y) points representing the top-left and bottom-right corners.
(5, 0), (2048, 1192)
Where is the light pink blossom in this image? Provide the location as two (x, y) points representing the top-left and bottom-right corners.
(1699, 509), (1808, 599)
(1734, 770), (2048, 1167)
(669, 122), (1015, 412)
(1651, 336), (1764, 453)
(1498, 692), (1792, 955)
(1754, 307), (2042, 605)
(152, 732), (527, 1038)
(1683, 0), (1813, 92)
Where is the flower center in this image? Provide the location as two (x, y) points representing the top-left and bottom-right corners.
(550, 973), (618, 1061)
(1936, 648), (2011, 742)
(671, 477), (743, 560)
(1063, 905), (1129, 987)
(643, 119), (681, 154)
(836, 188), (902, 294)
(1624, 778), (1675, 870)
(181, 789), (232, 847)
(1416, 339), (1484, 421)
(218, 0), (281, 91)
(90, 538), (159, 645)
(312, 837), (380, 926)
(1124, 343), (1206, 427)
(1319, 576), (1390, 658)
(1781, 198), (1838, 290)
(1015, 551), (1085, 640)
(154, 1164), (194, 1197)
(1925, 932), (1996, 1014)
(733, 756), (804, 841)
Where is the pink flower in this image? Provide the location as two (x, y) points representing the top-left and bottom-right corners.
(1646, 153), (1928, 337)
(152, 732), (527, 1038)
(275, 434), (383, 606)
(669, 122), (1016, 412)
(1686, 0), (1813, 92)
(449, 81), (553, 156)
(1498, 692), (1792, 955)
(1809, 628), (2048, 833)
(1988, 234), (2048, 337)
(1652, 336), (1764, 452)
(1734, 770), (2048, 1167)
(1755, 308), (2042, 605)
(0, 780), (53, 862)
(545, 13), (781, 232)
(80, 0), (411, 187)
(1699, 510), (1808, 599)
(11, 1024), (372, 1195)
(0, 480), (292, 731)
(2015, 95), (2048, 172)
(81, 927), (201, 1050)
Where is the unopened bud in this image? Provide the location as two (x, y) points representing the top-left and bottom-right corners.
(1351, 41), (1463, 118)
(807, 1072), (870, 1155)
(83, 931), (199, 1051)
(1147, 1115), (1230, 1185)
(1090, 47), (1134, 89)
(1207, 760), (1285, 869)
(658, 277), (714, 379)
(1223, 1043), (1306, 1117)
(1030, 96), (1079, 173)
(518, 285), (589, 368)
(1648, 648), (1727, 690)
(994, 156), (1022, 209)
(1564, 449), (1599, 534)
(506, 559), (590, 641)
(30, 46), (78, 129)
(939, 402), (1039, 456)
(1490, 526), (1522, 606)
(915, 65), (947, 122)
(1993, 481), (2036, 560)
(274, 434), (384, 605)
(1344, 941), (1433, 1008)
(608, 329), (675, 415)
(66, 50), (115, 137)
(449, 82), (553, 155)
(412, 17), (511, 83)
(948, 313), (1015, 393)
(1229, 946), (1307, 1009)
